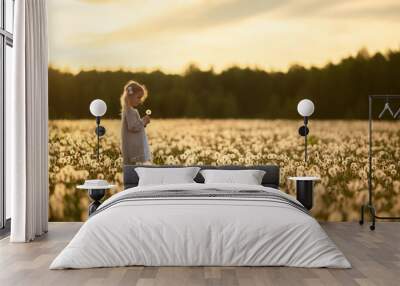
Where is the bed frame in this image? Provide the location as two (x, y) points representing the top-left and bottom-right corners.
(123, 165), (280, 190)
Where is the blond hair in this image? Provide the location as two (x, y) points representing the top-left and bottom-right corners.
(120, 80), (148, 112)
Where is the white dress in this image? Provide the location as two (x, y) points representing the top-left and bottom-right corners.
(143, 131), (151, 162)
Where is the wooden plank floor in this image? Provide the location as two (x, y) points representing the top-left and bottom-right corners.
(0, 222), (399, 286)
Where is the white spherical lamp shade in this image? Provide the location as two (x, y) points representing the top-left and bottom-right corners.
(297, 99), (315, 117)
(90, 99), (107, 117)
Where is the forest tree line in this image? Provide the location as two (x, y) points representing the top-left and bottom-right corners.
(49, 48), (400, 119)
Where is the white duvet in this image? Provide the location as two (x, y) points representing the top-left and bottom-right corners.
(50, 183), (351, 269)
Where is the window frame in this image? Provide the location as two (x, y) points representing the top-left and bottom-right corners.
(0, 0), (14, 233)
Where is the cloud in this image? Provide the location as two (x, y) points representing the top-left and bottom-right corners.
(278, 0), (345, 15)
(332, 3), (400, 20)
(74, 0), (291, 46)
(49, 0), (400, 73)
(78, 0), (123, 4)
(75, 0), (400, 48)
(275, 0), (400, 20)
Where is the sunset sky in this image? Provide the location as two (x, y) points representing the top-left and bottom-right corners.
(48, 0), (400, 74)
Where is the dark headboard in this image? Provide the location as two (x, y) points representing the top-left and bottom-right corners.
(123, 165), (280, 190)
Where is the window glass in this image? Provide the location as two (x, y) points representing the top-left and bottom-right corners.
(6, 0), (14, 33)
(0, 37), (3, 227)
(0, 0), (3, 29)
(5, 44), (12, 219)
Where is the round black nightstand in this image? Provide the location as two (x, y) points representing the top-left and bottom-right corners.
(288, 177), (320, 210)
(77, 180), (115, 216)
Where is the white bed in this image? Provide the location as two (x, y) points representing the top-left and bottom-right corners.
(50, 183), (351, 269)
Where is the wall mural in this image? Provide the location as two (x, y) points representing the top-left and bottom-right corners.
(48, 1), (400, 221)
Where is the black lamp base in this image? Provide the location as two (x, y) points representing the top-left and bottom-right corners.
(296, 180), (313, 210)
(88, 189), (106, 216)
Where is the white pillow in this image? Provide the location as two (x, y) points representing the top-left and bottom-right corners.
(135, 167), (200, 186)
(200, 169), (266, 185)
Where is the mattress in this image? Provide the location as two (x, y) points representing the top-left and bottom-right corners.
(50, 183), (351, 269)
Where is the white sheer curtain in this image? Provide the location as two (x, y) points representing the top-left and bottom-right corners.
(7, 0), (49, 242)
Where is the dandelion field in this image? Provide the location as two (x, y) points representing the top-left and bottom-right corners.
(49, 119), (400, 222)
